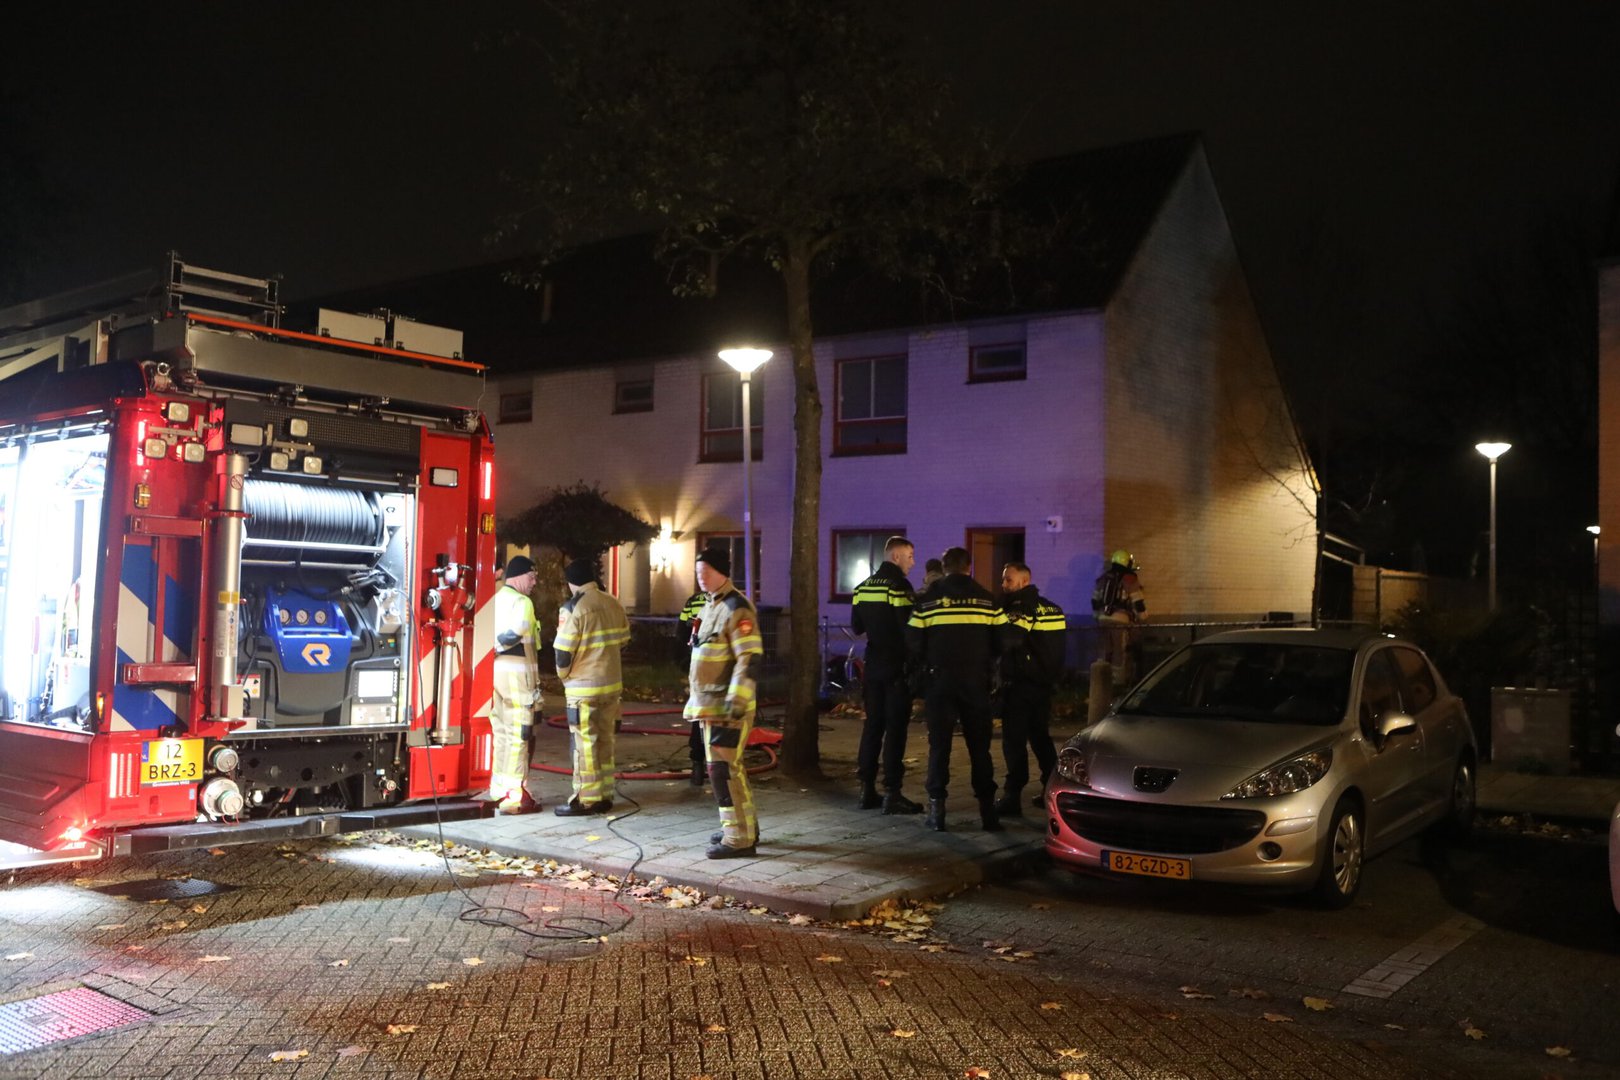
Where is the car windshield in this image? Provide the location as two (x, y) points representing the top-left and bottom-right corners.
(1116, 642), (1354, 725)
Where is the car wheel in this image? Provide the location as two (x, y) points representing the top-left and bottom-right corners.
(1437, 757), (1476, 842)
(1313, 798), (1364, 909)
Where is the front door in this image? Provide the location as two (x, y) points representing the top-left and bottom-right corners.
(966, 527), (1025, 596)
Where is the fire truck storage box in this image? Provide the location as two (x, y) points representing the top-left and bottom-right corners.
(317, 309), (387, 346)
(391, 317), (463, 359)
(1489, 686), (1571, 773)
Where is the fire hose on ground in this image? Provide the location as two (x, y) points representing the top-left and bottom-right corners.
(533, 705), (781, 780)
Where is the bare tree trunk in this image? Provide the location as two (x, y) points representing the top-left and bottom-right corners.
(780, 241), (823, 778)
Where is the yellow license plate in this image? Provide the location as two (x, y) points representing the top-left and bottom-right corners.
(1103, 850), (1191, 881)
(141, 738), (203, 786)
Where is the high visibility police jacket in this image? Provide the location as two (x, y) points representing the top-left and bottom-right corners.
(683, 582), (764, 721)
(495, 583), (540, 665)
(1000, 584), (1067, 687)
(906, 573), (1009, 688)
(554, 583), (631, 698)
(850, 560), (915, 682)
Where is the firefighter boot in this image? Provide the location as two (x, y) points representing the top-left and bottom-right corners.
(690, 761), (707, 787)
(857, 781), (882, 810)
(496, 791), (539, 815)
(882, 791), (922, 815)
(924, 799), (947, 832)
(993, 787), (1025, 818)
(978, 796), (1004, 833)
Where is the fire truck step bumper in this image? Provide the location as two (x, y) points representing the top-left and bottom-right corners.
(116, 799), (491, 855)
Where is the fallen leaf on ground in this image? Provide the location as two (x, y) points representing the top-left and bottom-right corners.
(189, 904), (208, 914)
(1061, 1073), (1090, 1080)
(1546, 1046), (1573, 1058)
(542, 905), (561, 913)
(1384, 1023), (1406, 1031)
(1056, 1048), (1088, 1060)
(93, 924), (126, 931)
(1262, 1013), (1293, 1023)
(1302, 996), (1333, 1012)
(1460, 1019), (1488, 1041)
(461, 957), (483, 966)
(1039, 1001), (1063, 1011)
(208, 848), (227, 856)
(4, 952), (32, 961)
(335, 1046), (367, 1059)
(876, 979), (892, 987)
(329, 959), (349, 968)
(1229, 987), (1269, 1000)
(889, 1029), (916, 1038)
(703, 1023), (727, 1033)
(815, 954), (843, 963)
(156, 920), (189, 931)
(584, 835), (601, 842)
(788, 914), (813, 926)
(385, 1024), (418, 1035)
(269, 1049), (309, 1062)
(425, 982), (451, 990)
(682, 955), (709, 966)
(1180, 986), (1214, 1000)
(199, 955), (232, 963)
(749, 907), (769, 916)
(965, 1069), (992, 1078)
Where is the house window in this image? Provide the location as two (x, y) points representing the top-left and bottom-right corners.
(834, 355), (906, 455)
(700, 372), (763, 462)
(697, 532), (761, 598)
(969, 342), (1027, 383)
(831, 529), (904, 600)
(614, 377), (654, 414)
(497, 390), (532, 425)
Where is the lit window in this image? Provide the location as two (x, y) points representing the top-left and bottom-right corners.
(700, 372), (762, 462)
(969, 342), (1026, 382)
(831, 529), (903, 600)
(497, 391), (532, 425)
(614, 378), (654, 414)
(834, 355), (906, 455)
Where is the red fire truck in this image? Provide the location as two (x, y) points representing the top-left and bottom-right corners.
(0, 257), (497, 867)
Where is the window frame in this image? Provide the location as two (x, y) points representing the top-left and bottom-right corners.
(496, 389), (533, 425)
(833, 354), (907, 456)
(699, 371), (763, 463)
(613, 377), (654, 414)
(829, 528), (906, 602)
(967, 341), (1028, 383)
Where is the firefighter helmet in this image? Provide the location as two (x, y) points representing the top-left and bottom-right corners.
(1109, 549), (1135, 569)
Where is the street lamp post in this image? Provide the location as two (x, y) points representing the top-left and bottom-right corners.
(719, 347), (771, 604)
(1475, 441), (1511, 611)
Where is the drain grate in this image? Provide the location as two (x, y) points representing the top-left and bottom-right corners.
(0, 986), (152, 1054)
(88, 877), (237, 902)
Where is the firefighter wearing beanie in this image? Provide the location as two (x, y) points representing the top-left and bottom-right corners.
(490, 555), (541, 813)
(684, 547), (763, 858)
(553, 557), (630, 816)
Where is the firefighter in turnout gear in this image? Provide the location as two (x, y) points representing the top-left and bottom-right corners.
(678, 588), (709, 787)
(490, 555), (541, 814)
(1092, 549), (1146, 684)
(906, 546), (1011, 832)
(995, 561), (1066, 815)
(553, 558), (631, 816)
(850, 535), (922, 814)
(684, 547), (764, 859)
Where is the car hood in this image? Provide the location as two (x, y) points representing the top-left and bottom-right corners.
(1069, 713), (1340, 801)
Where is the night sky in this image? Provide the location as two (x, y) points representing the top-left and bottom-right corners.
(7, 2), (1620, 577)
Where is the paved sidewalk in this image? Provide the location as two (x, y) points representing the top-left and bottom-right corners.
(405, 702), (1620, 922)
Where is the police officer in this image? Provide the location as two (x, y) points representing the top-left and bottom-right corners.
(684, 547), (764, 858)
(677, 587), (708, 787)
(490, 555), (541, 814)
(906, 546), (1010, 832)
(553, 558), (631, 816)
(996, 561), (1066, 815)
(851, 535), (922, 814)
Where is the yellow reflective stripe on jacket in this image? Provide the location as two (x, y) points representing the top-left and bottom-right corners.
(909, 608), (1007, 628)
(565, 681), (624, 699)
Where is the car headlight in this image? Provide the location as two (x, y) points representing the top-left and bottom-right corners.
(1055, 746), (1090, 787)
(1222, 749), (1332, 799)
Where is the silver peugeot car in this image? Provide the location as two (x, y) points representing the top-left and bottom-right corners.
(1045, 628), (1477, 907)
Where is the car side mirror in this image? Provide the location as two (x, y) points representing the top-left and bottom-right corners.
(1378, 712), (1417, 742)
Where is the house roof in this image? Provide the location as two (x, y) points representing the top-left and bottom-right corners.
(302, 134), (1199, 375)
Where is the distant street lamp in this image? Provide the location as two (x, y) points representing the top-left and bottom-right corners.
(1475, 442), (1511, 611)
(719, 347), (771, 603)
(1588, 524), (1601, 569)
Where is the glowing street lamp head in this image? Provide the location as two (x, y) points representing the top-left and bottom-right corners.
(1475, 441), (1511, 462)
(719, 347), (772, 374)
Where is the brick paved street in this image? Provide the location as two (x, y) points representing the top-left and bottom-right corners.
(1, 827), (1612, 1080)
